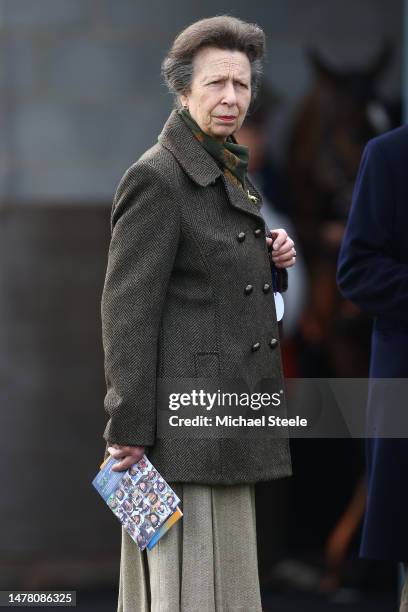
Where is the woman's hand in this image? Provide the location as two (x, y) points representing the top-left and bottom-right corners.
(108, 443), (145, 472)
(266, 228), (296, 269)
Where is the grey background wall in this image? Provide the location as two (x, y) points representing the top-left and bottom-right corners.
(0, 0), (403, 202)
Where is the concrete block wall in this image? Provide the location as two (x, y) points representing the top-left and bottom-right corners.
(0, 0), (403, 201)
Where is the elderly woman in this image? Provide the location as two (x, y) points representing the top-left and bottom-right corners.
(101, 15), (296, 612)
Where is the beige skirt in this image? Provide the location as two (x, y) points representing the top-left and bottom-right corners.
(117, 482), (263, 612)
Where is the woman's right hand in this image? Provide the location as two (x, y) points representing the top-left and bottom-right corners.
(107, 443), (145, 472)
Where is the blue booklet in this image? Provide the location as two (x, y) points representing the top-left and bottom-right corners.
(92, 453), (183, 551)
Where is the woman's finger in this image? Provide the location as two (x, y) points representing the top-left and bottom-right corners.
(273, 245), (294, 258)
(108, 446), (127, 459)
(272, 244), (296, 258)
(274, 256), (296, 269)
(111, 458), (131, 472)
(111, 454), (142, 472)
(272, 253), (296, 264)
(273, 250), (296, 261)
(273, 238), (294, 255)
(270, 229), (288, 250)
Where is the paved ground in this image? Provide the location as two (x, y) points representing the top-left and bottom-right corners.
(262, 590), (395, 612)
(39, 587), (394, 611)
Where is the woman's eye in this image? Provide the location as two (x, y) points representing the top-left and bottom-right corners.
(208, 80), (248, 87)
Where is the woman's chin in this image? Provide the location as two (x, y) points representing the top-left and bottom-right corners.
(211, 125), (236, 141)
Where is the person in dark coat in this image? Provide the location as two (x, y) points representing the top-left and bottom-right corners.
(337, 124), (408, 610)
(100, 15), (296, 612)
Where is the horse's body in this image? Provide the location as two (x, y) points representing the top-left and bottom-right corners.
(288, 44), (398, 376)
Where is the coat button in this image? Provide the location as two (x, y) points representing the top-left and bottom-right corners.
(237, 232), (246, 242)
(263, 283), (271, 293)
(251, 342), (261, 352)
(253, 228), (262, 237)
(269, 338), (278, 349)
(244, 284), (253, 295)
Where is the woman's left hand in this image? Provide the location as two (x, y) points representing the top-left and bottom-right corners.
(266, 228), (296, 269)
(108, 443), (146, 472)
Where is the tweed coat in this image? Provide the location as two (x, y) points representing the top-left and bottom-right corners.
(101, 108), (292, 484)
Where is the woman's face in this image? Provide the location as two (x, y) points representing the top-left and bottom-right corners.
(180, 47), (251, 143)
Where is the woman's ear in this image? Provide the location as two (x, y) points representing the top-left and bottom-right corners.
(179, 91), (190, 109)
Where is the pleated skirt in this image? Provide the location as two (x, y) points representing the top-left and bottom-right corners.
(117, 482), (263, 612)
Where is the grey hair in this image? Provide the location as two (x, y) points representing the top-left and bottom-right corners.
(161, 15), (265, 112)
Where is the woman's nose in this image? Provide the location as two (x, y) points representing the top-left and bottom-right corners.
(221, 81), (237, 105)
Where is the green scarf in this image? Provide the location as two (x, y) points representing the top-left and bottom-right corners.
(178, 108), (255, 198)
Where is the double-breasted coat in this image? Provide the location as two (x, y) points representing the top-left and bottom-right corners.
(101, 108), (292, 485)
(337, 124), (408, 560)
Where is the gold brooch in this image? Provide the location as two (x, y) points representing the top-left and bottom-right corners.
(247, 190), (258, 203)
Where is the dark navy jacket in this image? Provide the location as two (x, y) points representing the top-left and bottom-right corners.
(337, 124), (408, 561)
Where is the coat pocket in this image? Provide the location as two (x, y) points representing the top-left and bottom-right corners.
(194, 352), (220, 377)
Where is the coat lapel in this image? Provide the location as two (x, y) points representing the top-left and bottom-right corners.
(158, 110), (265, 224)
(221, 173), (265, 223)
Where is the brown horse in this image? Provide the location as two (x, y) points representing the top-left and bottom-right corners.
(285, 45), (398, 592)
(287, 42), (395, 374)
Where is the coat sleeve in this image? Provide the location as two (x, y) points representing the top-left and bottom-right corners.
(337, 138), (408, 321)
(101, 161), (180, 447)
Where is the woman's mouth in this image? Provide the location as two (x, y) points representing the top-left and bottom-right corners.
(217, 116), (236, 122)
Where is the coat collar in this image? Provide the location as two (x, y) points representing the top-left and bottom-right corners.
(158, 109), (264, 220)
(158, 109), (222, 187)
